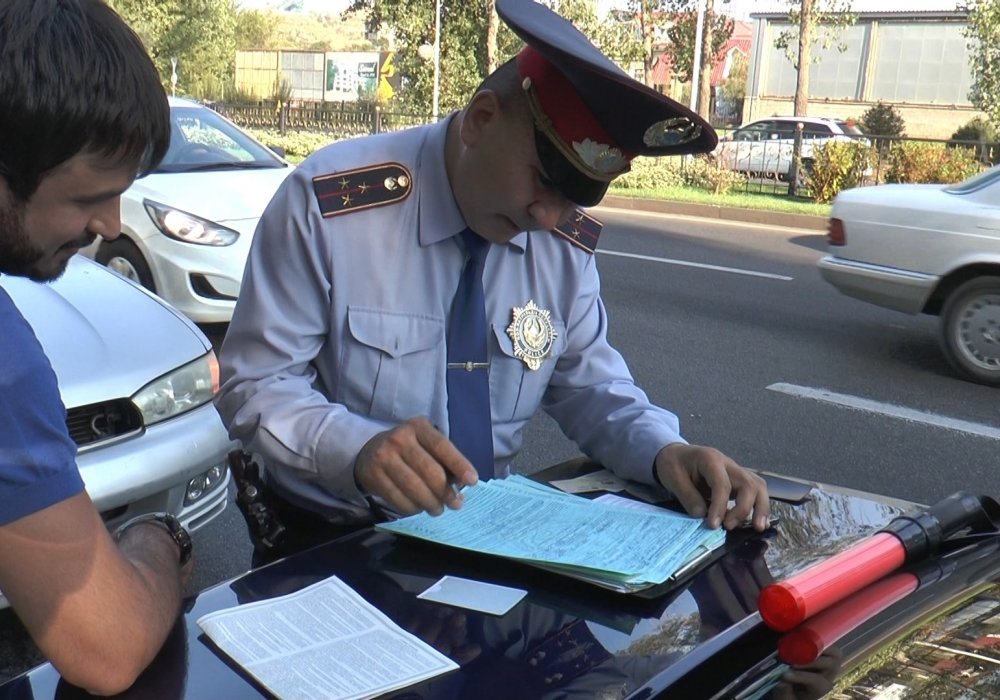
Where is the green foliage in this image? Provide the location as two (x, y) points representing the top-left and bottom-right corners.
(859, 101), (905, 137)
(884, 142), (982, 185)
(111, 0), (237, 101)
(235, 9), (275, 50)
(773, 0), (856, 70)
(964, 0), (1000, 134)
(245, 128), (335, 160)
(682, 156), (749, 194)
(347, 0), (521, 116)
(806, 140), (876, 203)
(615, 157), (688, 190)
(615, 156), (747, 195)
(949, 117), (1000, 165)
(662, 1), (735, 83)
(859, 101), (905, 155)
(554, 1), (643, 67)
(951, 116), (997, 143)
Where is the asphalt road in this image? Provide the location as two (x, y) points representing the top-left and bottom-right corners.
(3, 206), (998, 682)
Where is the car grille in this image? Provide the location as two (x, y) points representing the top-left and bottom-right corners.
(66, 400), (143, 448)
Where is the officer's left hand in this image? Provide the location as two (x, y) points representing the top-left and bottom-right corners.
(654, 443), (770, 531)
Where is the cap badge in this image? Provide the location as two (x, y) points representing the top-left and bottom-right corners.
(572, 138), (628, 175)
(643, 118), (703, 147)
(507, 300), (557, 371)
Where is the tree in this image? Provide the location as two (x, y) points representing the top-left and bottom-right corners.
(110, 0), (237, 101)
(235, 9), (276, 50)
(965, 0), (1000, 134)
(662, 0), (733, 116)
(347, 0), (524, 115)
(773, 0), (855, 116)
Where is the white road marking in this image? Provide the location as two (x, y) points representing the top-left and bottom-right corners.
(597, 249), (794, 281)
(767, 382), (1000, 440)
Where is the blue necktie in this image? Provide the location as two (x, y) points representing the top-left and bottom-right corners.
(446, 228), (494, 479)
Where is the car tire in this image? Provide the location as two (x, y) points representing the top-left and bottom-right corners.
(940, 276), (1000, 386)
(95, 238), (156, 293)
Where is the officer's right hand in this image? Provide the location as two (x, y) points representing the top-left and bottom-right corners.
(354, 417), (479, 516)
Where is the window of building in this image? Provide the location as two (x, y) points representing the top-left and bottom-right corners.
(870, 21), (972, 104)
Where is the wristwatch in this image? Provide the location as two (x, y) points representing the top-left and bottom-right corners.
(113, 512), (193, 566)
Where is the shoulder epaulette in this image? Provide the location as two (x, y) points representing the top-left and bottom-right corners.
(550, 209), (603, 254)
(312, 162), (412, 218)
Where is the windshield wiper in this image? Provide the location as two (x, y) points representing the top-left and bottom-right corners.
(155, 161), (285, 173)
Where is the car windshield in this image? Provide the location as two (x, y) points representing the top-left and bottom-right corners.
(155, 105), (284, 173)
(944, 163), (1000, 194)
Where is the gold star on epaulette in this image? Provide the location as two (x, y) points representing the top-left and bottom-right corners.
(551, 209), (604, 253)
(312, 162), (413, 218)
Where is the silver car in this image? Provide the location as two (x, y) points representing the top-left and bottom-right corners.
(1, 257), (233, 534)
(818, 165), (1000, 386)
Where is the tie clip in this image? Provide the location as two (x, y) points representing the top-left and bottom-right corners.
(447, 362), (490, 371)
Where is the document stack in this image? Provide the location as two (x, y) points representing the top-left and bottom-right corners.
(378, 475), (726, 593)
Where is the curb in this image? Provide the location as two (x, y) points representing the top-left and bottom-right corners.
(599, 195), (828, 232)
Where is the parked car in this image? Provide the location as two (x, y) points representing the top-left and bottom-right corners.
(82, 96), (296, 323)
(818, 165), (1000, 386)
(3, 459), (1000, 700)
(714, 115), (866, 180)
(1, 257), (232, 536)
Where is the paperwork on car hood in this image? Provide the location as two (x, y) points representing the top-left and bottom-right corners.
(377, 475), (725, 593)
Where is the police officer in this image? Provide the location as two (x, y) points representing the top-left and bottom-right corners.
(216, 0), (770, 565)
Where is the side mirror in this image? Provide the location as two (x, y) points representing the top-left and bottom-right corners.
(268, 145), (286, 158)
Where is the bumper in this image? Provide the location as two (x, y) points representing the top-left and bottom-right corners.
(140, 232), (251, 324)
(817, 255), (938, 314)
(78, 400), (236, 533)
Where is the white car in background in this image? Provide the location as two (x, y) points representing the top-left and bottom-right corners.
(83, 96), (296, 323)
(714, 115), (866, 180)
(819, 165), (1000, 386)
(1, 257), (233, 537)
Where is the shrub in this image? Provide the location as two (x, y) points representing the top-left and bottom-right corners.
(949, 117), (1000, 165)
(860, 101), (905, 154)
(807, 140), (877, 203)
(884, 141), (981, 184)
(682, 156), (749, 195)
(615, 156), (687, 190)
(246, 128), (334, 160)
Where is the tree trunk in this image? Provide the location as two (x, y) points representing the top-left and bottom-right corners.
(794, 0), (812, 116)
(698, 0), (715, 120)
(484, 0), (498, 75)
(641, 0), (655, 87)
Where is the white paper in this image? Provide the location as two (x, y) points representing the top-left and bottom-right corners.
(197, 575), (458, 700)
(550, 470), (629, 494)
(417, 575), (526, 616)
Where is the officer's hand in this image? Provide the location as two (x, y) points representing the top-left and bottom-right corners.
(355, 417), (479, 516)
(654, 443), (770, 531)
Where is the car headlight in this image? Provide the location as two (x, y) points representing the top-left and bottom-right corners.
(143, 199), (239, 246)
(132, 351), (220, 426)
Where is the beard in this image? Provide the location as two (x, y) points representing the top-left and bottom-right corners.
(0, 193), (90, 282)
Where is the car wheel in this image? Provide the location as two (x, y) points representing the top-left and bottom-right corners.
(940, 276), (1000, 386)
(95, 238), (156, 293)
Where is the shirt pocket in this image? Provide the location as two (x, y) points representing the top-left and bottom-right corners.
(489, 319), (566, 422)
(342, 307), (445, 422)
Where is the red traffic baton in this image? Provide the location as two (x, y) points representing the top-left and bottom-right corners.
(759, 491), (998, 632)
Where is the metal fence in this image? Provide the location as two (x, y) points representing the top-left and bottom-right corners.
(213, 101), (431, 139)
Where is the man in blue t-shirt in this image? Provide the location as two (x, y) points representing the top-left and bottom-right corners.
(0, 1), (193, 694)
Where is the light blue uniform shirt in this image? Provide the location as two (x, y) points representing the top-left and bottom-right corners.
(216, 117), (685, 523)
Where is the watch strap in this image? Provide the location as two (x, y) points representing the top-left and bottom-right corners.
(113, 512), (193, 566)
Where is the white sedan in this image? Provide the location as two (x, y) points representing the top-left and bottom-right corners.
(818, 165), (1000, 386)
(83, 97), (295, 323)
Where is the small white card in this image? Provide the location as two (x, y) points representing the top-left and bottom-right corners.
(550, 470), (629, 494)
(417, 576), (527, 616)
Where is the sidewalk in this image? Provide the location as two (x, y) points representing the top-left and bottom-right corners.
(599, 194), (828, 232)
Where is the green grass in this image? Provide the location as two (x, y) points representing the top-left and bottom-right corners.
(607, 185), (832, 218)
